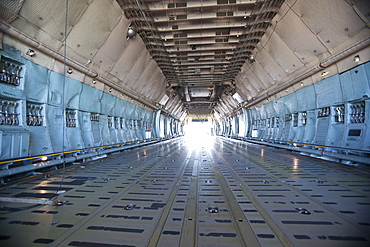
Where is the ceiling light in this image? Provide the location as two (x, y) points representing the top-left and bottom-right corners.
(67, 68), (73, 74)
(109, 88), (112, 92)
(354, 55), (360, 63)
(249, 54), (255, 63)
(26, 49), (35, 57)
(127, 24), (136, 39)
(321, 71), (329, 77)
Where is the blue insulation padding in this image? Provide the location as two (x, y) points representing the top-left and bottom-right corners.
(0, 45), (181, 160)
(217, 62), (370, 153)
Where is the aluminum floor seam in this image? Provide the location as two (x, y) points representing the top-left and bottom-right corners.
(0, 137), (369, 247)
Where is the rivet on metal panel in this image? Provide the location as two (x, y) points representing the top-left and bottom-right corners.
(314, 180), (324, 184)
(295, 207), (311, 215)
(124, 204), (136, 210)
(208, 206), (219, 213)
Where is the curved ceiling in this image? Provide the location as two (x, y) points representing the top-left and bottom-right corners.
(119, 0), (285, 115)
(0, 0), (369, 120)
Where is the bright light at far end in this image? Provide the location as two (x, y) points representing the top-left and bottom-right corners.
(40, 156), (48, 161)
(184, 120), (214, 149)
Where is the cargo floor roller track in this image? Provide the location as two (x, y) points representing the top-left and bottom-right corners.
(0, 136), (369, 247)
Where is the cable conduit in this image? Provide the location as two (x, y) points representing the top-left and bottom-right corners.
(0, 139), (161, 179)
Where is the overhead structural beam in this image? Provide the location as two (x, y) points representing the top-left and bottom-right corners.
(184, 86), (191, 102)
(121, 0), (284, 103)
(147, 1), (258, 12)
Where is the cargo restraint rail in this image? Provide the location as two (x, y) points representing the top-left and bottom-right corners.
(0, 136), (181, 184)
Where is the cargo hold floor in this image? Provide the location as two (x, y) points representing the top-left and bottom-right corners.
(0, 137), (369, 247)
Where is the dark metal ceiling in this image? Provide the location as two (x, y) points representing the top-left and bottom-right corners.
(117, 0), (285, 114)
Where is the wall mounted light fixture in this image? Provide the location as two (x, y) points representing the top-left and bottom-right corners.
(26, 49), (35, 57)
(321, 71), (329, 77)
(127, 24), (137, 40)
(354, 55), (360, 63)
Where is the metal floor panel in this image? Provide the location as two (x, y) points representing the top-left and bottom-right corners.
(0, 137), (369, 247)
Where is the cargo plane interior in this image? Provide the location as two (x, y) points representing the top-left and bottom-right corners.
(0, 0), (369, 246)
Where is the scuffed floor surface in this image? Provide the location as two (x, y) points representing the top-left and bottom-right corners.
(0, 137), (369, 246)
